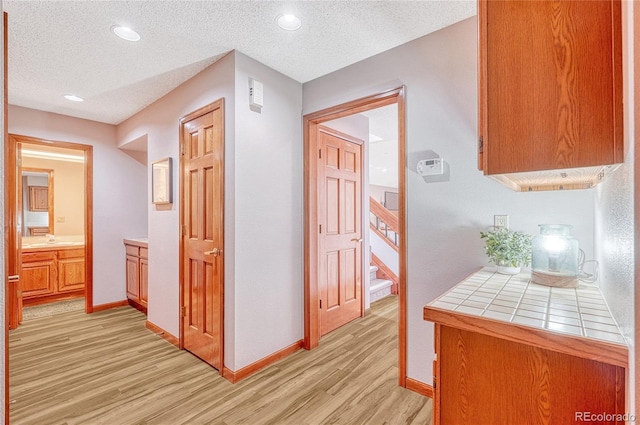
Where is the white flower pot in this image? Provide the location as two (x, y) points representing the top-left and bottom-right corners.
(496, 264), (521, 275)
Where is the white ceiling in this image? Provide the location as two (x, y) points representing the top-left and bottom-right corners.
(4, 1), (475, 125)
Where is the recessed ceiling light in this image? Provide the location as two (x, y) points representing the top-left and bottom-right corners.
(111, 25), (141, 42)
(63, 94), (84, 102)
(277, 14), (301, 31)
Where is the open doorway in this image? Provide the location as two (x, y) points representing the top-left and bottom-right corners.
(303, 87), (407, 386)
(6, 134), (93, 328)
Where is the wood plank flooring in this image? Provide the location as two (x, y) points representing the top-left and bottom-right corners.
(9, 296), (432, 425)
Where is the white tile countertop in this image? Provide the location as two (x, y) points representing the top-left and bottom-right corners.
(424, 267), (628, 368)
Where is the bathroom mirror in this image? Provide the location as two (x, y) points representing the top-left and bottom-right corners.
(22, 168), (54, 236)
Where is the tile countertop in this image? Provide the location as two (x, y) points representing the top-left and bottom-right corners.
(424, 267), (628, 368)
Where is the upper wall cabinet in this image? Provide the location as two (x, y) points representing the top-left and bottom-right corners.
(478, 0), (623, 191)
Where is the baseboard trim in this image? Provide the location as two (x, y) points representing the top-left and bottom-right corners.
(145, 320), (179, 347)
(127, 299), (148, 315)
(406, 377), (434, 398)
(223, 340), (304, 384)
(92, 300), (129, 312)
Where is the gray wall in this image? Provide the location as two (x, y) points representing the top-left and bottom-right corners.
(231, 52), (303, 370)
(303, 16), (596, 384)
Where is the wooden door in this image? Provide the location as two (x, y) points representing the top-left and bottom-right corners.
(180, 99), (224, 370)
(318, 126), (363, 336)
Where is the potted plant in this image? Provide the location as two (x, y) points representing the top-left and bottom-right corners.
(480, 227), (532, 274)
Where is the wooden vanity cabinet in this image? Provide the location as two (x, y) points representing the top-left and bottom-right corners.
(21, 251), (57, 298)
(21, 247), (85, 304)
(57, 249), (86, 292)
(124, 240), (148, 313)
(478, 0), (623, 189)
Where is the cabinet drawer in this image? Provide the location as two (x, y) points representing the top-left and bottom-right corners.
(139, 247), (148, 259)
(125, 245), (139, 257)
(58, 248), (85, 259)
(22, 251), (56, 262)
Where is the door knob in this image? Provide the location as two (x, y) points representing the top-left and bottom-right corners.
(204, 248), (222, 257)
(351, 238), (363, 243)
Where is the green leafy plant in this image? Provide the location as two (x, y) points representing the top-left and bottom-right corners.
(480, 227), (532, 268)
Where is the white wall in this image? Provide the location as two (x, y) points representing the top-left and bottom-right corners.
(116, 52), (236, 342)
(117, 51), (303, 372)
(9, 106), (147, 306)
(595, 0), (636, 412)
(232, 52), (303, 370)
(303, 17), (596, 385)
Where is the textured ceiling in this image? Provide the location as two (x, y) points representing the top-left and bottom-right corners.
(4, 1), (475, 125)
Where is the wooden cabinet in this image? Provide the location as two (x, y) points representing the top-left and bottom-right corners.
(28, 186), (49, 211)
(21, 247), (85, 304)
(22, 251), (56, 298)
(425, 269), (627, 424)
(433, 324), (625, 424)
(58, 249), (86, 292)
(479, 0), (623, 191)
(124, 240), (148, 313)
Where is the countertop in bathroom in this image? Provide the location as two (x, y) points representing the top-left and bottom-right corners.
(423, 267), (628, 367)
(22, 235), (85, 252)
(123, 238), (148, 247)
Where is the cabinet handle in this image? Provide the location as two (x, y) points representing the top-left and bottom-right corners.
(7, 275), (19, 282)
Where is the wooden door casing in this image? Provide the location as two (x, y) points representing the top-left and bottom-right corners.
(318, 126), (363, 336)
(180, 99), (224, 371)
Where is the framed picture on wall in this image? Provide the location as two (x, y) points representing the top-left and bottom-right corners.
(152, 157), (172, 204)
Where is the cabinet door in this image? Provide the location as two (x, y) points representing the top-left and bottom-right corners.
(438, 326), (625, 424)
(58, 257), (85, 292)
(126, 254), (140, 301)
(480, 0), (623, 175)
(28, 186), (49, 211)
(139, 257), (148, 307)
(22, 255), (56, 298)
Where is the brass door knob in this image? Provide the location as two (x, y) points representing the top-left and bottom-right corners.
(204, 248), (222, 257)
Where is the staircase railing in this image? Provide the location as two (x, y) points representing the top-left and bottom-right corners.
(369, 197), (399, 251)
(369, 196), (399, 294)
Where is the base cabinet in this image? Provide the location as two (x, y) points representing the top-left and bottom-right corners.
(21, 248), (85, 304)
(124, 240), (148, 312)
(434, 324), (626, 425)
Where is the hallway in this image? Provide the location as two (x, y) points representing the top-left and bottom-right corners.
(9, 296), (432, 424)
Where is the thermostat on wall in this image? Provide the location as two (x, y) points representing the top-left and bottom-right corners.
(249, 78), (264, 108)
(417, 158), (443, 176)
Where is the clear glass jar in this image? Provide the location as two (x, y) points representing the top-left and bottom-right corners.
(531, 224), (579, 287)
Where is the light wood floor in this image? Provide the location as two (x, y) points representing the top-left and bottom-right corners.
(9, 296), (432, 425)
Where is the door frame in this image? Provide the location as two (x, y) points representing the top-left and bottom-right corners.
(9, 134), (94, 314)
(178, 99), (225, 374)
(303, 86), (407, 386)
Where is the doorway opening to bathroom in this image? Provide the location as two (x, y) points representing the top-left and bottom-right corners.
(6, 134), (94, 329)
(303, 86), (408, 387)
